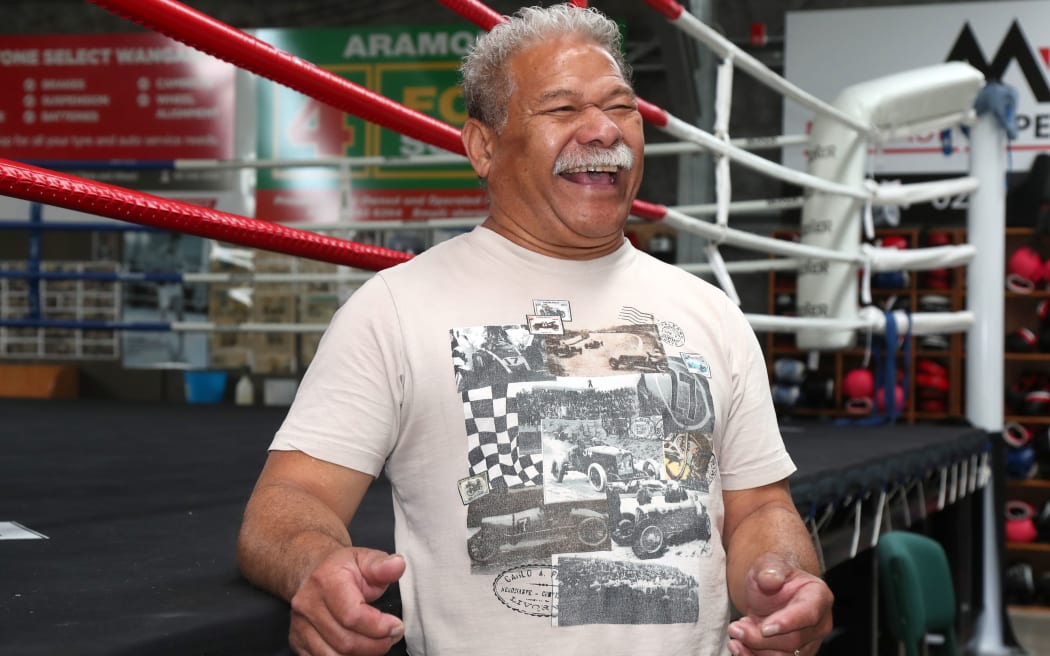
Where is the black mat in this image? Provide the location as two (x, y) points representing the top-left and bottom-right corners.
(0, 399), (397, 656)
(781, 417), (988, 513)
(0, 399), (987, 655)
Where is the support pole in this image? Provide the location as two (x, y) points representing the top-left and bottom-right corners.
(966, 106), (1012, 656)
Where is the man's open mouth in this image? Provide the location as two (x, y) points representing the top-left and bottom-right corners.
(558, 165), (619, 184)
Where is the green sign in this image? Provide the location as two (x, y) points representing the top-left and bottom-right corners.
(254, 25), (486, 223)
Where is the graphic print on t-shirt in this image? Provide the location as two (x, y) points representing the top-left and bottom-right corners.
(450, 318), (717, 627)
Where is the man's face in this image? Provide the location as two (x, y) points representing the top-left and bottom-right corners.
(472, 35), (645, 254)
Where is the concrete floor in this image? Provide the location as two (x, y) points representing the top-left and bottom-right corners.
(1009, 606), (1050, 656)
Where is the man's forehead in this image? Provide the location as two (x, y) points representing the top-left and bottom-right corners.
(509, 39), (631, 94)
(515, 35), (620, 68)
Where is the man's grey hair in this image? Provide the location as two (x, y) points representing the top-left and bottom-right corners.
(460, 3), (632, 131)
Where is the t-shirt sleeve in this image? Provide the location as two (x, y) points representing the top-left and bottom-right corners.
(269, 275), (403, 477)
(716, 297), (796, 491)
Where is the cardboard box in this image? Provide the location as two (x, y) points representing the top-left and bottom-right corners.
(209, 346), (253, 370)
(251, 345), (298, 375)
(253, 249), (296, 274)
(209, 331), (253, 353)
(299, 293), (339, 324)
(252, 293), (297, 324)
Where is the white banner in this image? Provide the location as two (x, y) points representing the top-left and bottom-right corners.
(784, 0), (1050, 174)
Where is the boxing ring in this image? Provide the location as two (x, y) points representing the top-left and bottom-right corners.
(0, 398), (988, 656)
(0, 0), (1014, 654)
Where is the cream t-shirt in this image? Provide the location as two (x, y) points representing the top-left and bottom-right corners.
(273, 226), (795, 655)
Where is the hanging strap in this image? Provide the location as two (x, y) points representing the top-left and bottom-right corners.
(836, 307), (911, 427)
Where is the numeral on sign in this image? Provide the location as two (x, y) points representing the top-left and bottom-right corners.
(288, 98), (354, 157)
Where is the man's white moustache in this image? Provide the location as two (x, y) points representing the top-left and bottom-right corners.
(554, 143), (634, 174)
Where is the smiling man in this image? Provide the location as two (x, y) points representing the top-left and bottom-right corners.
(461, 30), (643, 258)
(237, 5), (833, 656)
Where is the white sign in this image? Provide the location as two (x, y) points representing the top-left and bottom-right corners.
(0, 521), (48, 540)
(784, 0), (1050, 174)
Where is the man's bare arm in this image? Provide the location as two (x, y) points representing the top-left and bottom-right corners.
(723, 479), (833, 656)
(722, 479), (820, 610)
(238, 450), (405, 655)
(237, 450), (375, 601)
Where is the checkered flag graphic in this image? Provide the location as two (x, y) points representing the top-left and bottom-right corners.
(463, 384), (543, 489)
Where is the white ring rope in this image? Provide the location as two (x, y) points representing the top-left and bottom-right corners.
(675, 197), (806, 218)
(747, 308), (975, 336)
(171, 321), (328, 333)
(860, 242), (976, 272)
(646, 135), (809, 154)
(679, 259), (802, 275)
(713, 57), (735, 230)
(654, 1), (871, 134)
(662, 112), (980, 208)
(663, 114), (870, 199)
(867, 177), (979, 207)
(638, 204), (976, 272)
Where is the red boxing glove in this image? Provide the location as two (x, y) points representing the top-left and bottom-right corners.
(876, 384), (905, 412)
(1008, 246), (1043, 292)
(842, 368), (874, 399)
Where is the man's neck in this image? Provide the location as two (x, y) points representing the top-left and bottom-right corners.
(480, 217), (624, 261)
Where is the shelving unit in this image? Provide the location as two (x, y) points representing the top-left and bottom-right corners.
(0, 260), (121, 360)
(763, 227), (968, 424)
(1003, 227), (1050, 608)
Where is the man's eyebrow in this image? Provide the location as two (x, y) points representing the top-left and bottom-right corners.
(536, 84), (636, 105)
(537, 88), (581, 104)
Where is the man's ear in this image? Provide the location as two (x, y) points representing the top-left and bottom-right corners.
(461, 117), (496, 180)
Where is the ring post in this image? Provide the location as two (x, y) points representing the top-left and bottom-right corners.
(966, 103), (1011, 656)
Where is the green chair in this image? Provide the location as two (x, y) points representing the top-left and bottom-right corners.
(876, 531), (958, 656)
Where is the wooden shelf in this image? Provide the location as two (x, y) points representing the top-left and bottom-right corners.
(1005, 354), (1050, 362)
(1004, 416), (1050, 424)
(1005, 291), (1050, 299)
(1007, 479), (1050, 490)
(1006, 542), (1050, 553)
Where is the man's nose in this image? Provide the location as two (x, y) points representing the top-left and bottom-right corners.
(577, 105), (623, 147)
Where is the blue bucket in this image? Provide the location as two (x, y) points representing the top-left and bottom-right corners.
(184, 371), (227, 404)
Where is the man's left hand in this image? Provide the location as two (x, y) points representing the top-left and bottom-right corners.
(727, 553), (834, 656)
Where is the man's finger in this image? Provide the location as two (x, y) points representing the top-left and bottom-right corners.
(756, 579), (829, 638)
(293, 609), (403, 656)
(729, 616), (808, 655)
(305, 582), (405, 651)
(331, 600), (404, 641)
(753, 561), (789, 595)
(361, 552), (407, 589)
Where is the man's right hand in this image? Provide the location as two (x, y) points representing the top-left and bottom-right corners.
(288, 546), (406, 655)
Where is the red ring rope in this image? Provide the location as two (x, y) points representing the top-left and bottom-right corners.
(436, 0), (503, 30)
(0, 158), (411, 271)
(643, 0), (685, 21)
